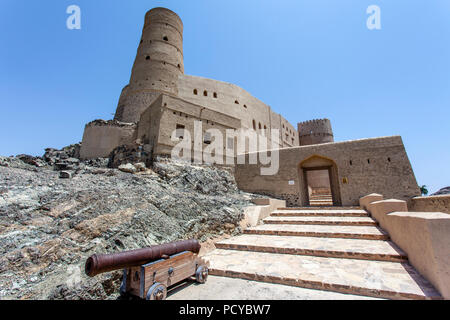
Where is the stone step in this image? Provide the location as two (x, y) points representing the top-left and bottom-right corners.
(215, 234), (407, 262)
(203, 249), (441, 300)
(309, 203), (334, 207)
(272, 209), (370, 217)
(244, 224), (389, 240)
(278, 207), (361, 211)
(167, 275), (382, 300)
(309, 194), (333, 199)
(309, 199), (333, 206)
(263, 216), (377, 226)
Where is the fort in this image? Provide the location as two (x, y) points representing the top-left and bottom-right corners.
(2, 6), (448, 301)
(80, 7), (421, 207)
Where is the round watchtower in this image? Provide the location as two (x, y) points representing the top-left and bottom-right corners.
(297, 119), (334, 146)
(114, 7), (184, 123)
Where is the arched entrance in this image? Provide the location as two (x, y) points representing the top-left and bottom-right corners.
(298, 155), (342, 207)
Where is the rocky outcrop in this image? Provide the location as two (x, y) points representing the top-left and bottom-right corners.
(44, 144), (81, 165)
(431, 187), (450, 196)
(85, 119), (136, 128)
(0, 155), (260, 300)
(108, 144), (150, 169)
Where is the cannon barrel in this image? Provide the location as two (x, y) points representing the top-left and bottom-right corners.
(85, 239), (201, 277)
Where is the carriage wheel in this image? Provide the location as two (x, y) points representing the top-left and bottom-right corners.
(195, 265), (208, 284)
(146, 282), (167, 300)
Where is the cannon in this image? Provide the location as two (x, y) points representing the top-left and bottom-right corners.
(85, 239), (209, 300)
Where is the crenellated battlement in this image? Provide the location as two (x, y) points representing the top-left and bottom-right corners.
(298, 118), (334, 146)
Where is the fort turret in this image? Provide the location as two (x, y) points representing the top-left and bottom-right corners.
(297, 118), (334, 146)
(114, 7), (184, 123)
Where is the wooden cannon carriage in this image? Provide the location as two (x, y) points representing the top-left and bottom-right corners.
(85, 240), (209, 300)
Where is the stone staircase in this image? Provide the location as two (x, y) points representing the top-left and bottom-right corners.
(202, 207), (442, 300)
(309, 194), (333, 206)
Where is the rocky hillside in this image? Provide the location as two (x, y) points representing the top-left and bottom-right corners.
(431, 187), (450, 196)
(0, 148), (259, 300)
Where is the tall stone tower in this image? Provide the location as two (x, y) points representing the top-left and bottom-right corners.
(114, 8), (184, 123)
(298, 119), (334, 146)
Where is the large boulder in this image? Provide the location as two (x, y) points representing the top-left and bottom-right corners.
(43, 144), (81, 166)
(16, 155), (47, 168)
(118, 163), (137, 174)
(108, 145), (150, 169)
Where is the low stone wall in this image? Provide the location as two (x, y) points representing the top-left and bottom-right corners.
(79, 120), (137, 160)
(235, 136), (421, 207)
(361, 194), (450, 299)
(239, 198), (286, 228)
(359, 193), (383, 210)
(408, 195), (450, 214)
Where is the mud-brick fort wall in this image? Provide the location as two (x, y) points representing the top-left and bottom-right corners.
(112, 6), (299, 145)
(137, 94), (242, 163)
(234, 136), (421, 206)
(80, 7), (299, 160)
(176, 75), (299, 149)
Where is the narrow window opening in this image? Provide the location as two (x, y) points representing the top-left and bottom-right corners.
(193, 89), (198, 95)
(213, 92), (218, 98)
(252, 120), (256, 130)
(258, 123), (262, 130)
(163, 36), (169, 41)
(388, 157), (391, 162)
(235, 100), (239, 104)
(350, 160), (353, 166)
(204, 132), (212, 145)
(176, 124), (185, 140)
(204, 91), (208, 97)
(146, 56), (150, 60)
(244, 104), (247, 108)
(227, 137), (234, 150)
(367, 159), (370, 164)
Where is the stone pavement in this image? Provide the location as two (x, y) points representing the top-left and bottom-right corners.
(167, 276), (382, 300)
(201, 207), (442, 300)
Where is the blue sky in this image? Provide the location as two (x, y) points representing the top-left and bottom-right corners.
(0, 0), (449, 193)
